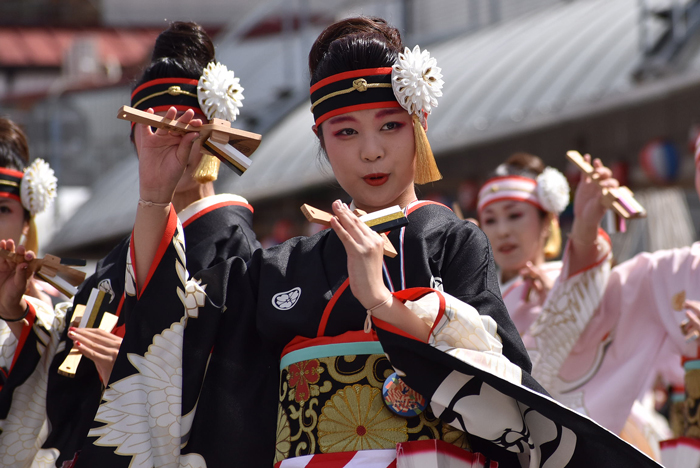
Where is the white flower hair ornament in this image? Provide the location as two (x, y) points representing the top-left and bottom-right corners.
(19, 158), (57, 254)
(392, 45), (444, 184)
(197, 62), (244, 123)
(20, 158), (57, 217)
(536, 167), (570, 215)
(392, 45), (444, 123)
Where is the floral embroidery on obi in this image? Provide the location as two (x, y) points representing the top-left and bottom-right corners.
(275, 353), (470, 464)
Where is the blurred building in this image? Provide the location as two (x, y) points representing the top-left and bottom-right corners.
(1, 0), (699, 261)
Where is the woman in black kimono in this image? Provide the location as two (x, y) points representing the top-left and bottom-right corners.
(75, 17), (660, 468)
(0, 22), (260, 468)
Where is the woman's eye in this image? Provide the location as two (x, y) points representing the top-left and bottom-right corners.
(382, 121), (403, 131)
(335, 128), (357, 136)
(482, 218), (495, 225)
(0, 206), (11, 214)
(508, 213), (522, 220)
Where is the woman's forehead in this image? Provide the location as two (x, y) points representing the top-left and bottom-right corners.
(325, 107), (409, 125)
(482, 199), (535, 214)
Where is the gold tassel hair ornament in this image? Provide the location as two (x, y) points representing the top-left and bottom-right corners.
(392, 45), (444, 185)
(543, 216), (562, 260)
(412, 114), (442, 184)
(193, 154), (221, 183)
(24, 217), (39, 254)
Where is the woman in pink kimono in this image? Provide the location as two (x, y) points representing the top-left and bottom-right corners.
(554, 148), (700, 443)
(477, 153), (615, 395)
(478, 151), (700, 459)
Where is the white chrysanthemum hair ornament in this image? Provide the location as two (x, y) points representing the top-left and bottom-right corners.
(0, 159), (57, 253)
(197, 62), (244, 122)
(477, 163), (570, 259)
(129, 61), (245, 183)
(392, 45), (444, 184)
(309, 44), (443, 184)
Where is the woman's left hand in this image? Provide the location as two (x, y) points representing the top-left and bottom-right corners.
(520, 261), (554, 305)
(67, 327), (123, 384)
(330, 200), (390, 309)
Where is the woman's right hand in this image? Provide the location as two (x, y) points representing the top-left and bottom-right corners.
(135, 107), (202, 204)
(67, 327), (123, 384)
(0, 240), (32, 320)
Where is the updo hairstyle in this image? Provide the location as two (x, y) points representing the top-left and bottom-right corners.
(0, 117), (29, 171)
(134, 21), (216, 89)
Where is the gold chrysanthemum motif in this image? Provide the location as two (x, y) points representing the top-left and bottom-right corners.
(274, 405), (291, 464)
(391, 45), (444, 118)
(197, 62), (244, 122)
(20, 159), (57, 216)
(318, 384), (407, 452)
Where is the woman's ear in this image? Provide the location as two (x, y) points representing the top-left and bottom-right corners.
(312, 124), (325, 150)
(22, 219), (29, 238)
(542, 213), (553, 239)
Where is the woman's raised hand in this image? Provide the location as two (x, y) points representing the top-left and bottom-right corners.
(330, 201), (430, 341)
(571, 155), (619, 243)
(0, 239), (32, 320)
(136, 107), (202, 204)
(67, 327), (123, 384)
(330, 200), (388, 309)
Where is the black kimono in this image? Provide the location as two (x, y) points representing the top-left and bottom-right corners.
(75, 201), (660, 468)
(0, 194), (260, 468)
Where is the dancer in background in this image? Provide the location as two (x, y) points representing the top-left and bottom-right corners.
(0, 22), (261, 468)
(76, 16), (659, 468)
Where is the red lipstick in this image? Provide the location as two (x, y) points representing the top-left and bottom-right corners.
(363, 173), (389, 186)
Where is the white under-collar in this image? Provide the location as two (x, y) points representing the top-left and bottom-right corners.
(178, 193), (250, 225)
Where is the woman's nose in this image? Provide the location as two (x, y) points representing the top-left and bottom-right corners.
(360, 136), (384, 162)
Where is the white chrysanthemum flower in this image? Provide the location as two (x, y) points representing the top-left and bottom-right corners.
(536, 167), (570, 215)
(391, 45), (444, 118)
(20, 159), (57, 216)
(197, 62), (244, 122)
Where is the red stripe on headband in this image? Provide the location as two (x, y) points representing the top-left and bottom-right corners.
(0, 194), (22, 204)
(131, 78), (200, 99)
(0, 167), (23, 179)
(315, 101), (402, 127)
(310, 67), (394, 94)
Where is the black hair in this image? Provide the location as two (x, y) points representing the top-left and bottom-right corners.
(134, 21), (216, 89)
(0, 117), (29, 171)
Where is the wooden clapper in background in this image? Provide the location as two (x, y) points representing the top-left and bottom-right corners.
(566, 151), (646, 232)
(58, 288), (118, 377)
(0, 250), (86, 298)
(117, 105), (262, 176)
(301, 204), (408, 258)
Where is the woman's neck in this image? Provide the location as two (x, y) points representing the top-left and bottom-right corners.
(352, 186), (418, 213)
(172, 183), (215, 213)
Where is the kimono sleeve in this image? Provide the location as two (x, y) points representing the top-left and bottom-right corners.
(527, 230), (613, 394)
(372, 289), (662, 468)
(440, 220), (533, 376)
(0, 296), (68, 467)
